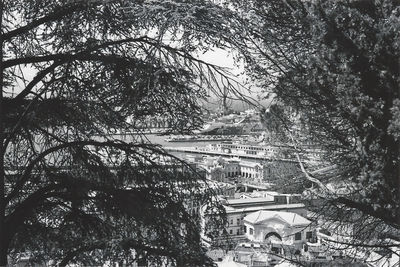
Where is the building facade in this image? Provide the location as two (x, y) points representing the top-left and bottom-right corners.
(203, 156), (299, 183)
(243, 210), (315, 250)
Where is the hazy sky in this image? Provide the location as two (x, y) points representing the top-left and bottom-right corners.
(198, 48), (271, 111)
(8, 40), (271, 111)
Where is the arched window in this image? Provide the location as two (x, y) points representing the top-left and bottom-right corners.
(265, 232), (282, 242)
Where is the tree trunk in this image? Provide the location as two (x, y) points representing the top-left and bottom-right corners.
(0, 0), (7, 265)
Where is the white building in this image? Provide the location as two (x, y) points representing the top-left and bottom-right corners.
(243, 210), (315, 249)
(220, 200), (307, 239)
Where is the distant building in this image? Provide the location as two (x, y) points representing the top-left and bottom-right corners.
(239, 161), (267, 183)
(214, 183), (236, 199)
(208, 142), (290, 158)
(202, 156), (299, 183)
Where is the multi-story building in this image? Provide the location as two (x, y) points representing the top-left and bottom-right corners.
(203, 156), (300, 183)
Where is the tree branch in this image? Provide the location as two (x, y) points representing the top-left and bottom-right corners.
(2, 2), (86, 41)
(4, 183), (65, 249)
(58, 238), (181, 267)
(5, 140), (162, 204)
(333, 197), (400, 229)
(3, 37), (150, 69)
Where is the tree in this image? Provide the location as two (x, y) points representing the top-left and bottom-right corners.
(0, 0), (238, 265)
(229, 0), (400, 263)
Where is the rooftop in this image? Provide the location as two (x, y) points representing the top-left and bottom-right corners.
(244, 210), (311, 226)
(226, 197), (275, 207)
(239, 161), (262, 168)
(224, 203), (305, 214)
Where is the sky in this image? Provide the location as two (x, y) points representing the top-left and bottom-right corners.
(198, 48), (272, 112)
(6, 33), (271, 112)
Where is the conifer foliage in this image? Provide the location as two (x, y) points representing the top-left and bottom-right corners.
(231, 0), (400, 252)
(0, 0), (233, 265)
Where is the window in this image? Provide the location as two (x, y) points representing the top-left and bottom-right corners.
(271, 247), (280, 254)
(306, 231), (313, 239)
(244, 225), (247, 233)
(237, 218), (240, 225)
(295, 232), (302, 240)
(230, 229), (233, 235)
(237, 229), (240, 235)
(230, 219), (233, 225)
(250, 228), (254, 235)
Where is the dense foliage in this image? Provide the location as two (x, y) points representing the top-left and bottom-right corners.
(230, 0), (400, 254)
(0, 0), (237, 265)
